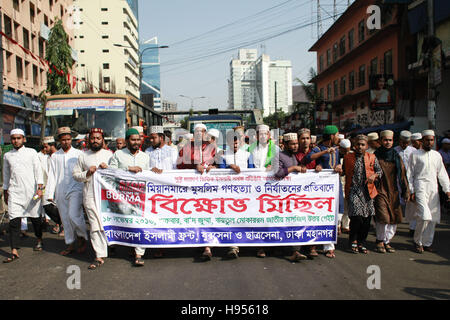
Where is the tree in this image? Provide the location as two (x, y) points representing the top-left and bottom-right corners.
(263, 110), (287, 130)
(295, 67), (319, 104)
(45, 19), (73, 95)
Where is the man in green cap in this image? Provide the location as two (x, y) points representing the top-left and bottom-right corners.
(109, 128), (150, 267)
(304, 125), (343, 259)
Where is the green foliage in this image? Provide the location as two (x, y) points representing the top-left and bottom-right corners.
(263, 111), (287, 130)
(45, 19), (73, 95)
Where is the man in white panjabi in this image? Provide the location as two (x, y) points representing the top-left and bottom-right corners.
(73, 128), (113, 270)
(109, 128), (150, 267)
(46, 127), (88, 256)
(3, 129), (44, 263)
(248, 124), (278, 172)
(407, 130), (450, 253)
(145, 126), (178, 173)
(394, 130), (416, 232)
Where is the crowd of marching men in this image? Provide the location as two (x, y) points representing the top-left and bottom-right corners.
(1, 123), (449, 269)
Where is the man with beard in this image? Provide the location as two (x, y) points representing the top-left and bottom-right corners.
(73, 128), (113, 269)
(177, 124), (216, 174)
(109, 128), (150, 266)
(408, 130), (450, 253)
(46, 127), (88, 256)
(304, 125), (343, 258)
(295, 128), (319, 257)
(373, 130), (410, 253)
(248, 124), (277, 171)
(3, 129), (44, 263)
(276, 132), (309, 262)
(145, 126), (178, 174)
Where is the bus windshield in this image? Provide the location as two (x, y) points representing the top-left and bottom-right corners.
(47, 108), (126, 139)
(46, 97), (127, 140)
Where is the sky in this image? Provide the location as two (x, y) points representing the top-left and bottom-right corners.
(138, 0), (353, 111)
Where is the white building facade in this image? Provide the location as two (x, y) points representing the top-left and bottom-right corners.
(228, 49), (293, 117)
(73, 0), (140, 98)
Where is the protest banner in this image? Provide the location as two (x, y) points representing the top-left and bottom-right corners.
(93, 168), (339, 247)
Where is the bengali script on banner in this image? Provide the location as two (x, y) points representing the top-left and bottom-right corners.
(93, 168), (340, 248)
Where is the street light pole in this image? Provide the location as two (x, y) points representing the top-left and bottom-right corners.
(179, 95), (206, 110)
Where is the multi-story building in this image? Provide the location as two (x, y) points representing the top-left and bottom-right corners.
(407, 0), (450, 135)
(161, 99), (177, 123)
(228, 49), (293, 117)
(141, 36), (162, 111)
(73, 0), (140, 98)
(1, 0), (75, 144)
(309, 0), (416, 132)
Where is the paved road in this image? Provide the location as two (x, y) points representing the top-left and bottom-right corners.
(0, 215), (449, 300)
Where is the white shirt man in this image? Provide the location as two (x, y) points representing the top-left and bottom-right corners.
(145, 126), (177, 171)
(407, 130), (450, 252)
(46, 127), (88, 255)
(3, 129), (44, 262)
(73, 129), (113, 269)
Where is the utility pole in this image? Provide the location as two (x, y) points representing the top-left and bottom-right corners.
(427, 0), (436, 130)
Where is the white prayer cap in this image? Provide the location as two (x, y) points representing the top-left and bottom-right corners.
(131, 126), (144, 134)
(368, 132), (379, 141)
(256, 124), (270, 132)
(311, 135), (317, 143)
(10, 128), (25, 137)
(149, 126), (164, 134)
(338, 134), (345, 140)
(442, 138), (450, 144)
(43, 136), (55, 144)
(411, 133), (422, 140)
(421, 129), (435, 137)
(283, 133), (297, 141)
(194, 123), (207, 131)
(339, 139), (351, 148)
(399, 130), (412, 140)
(207, 129), (220, 139)
(380, 130), (394, 138)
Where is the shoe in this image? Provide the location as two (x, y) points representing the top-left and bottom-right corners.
(415, 244), (424, 254)
(289, 251), (307, 262)
(385, 244), (395, 253)
(423, 246), (436, 253)
(341, 228), (350, 234)
(375, 244), (386, 253)
(256, 249), (266, 258)
(33, 242), (43, 252)
(227, 248), (239, 259)
(308, 246), (319, 257)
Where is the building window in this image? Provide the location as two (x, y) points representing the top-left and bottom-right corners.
(4, 15), (12, 38)
(39, 37), (45, 57)
(340, 76), (346, 95)
(327, 83), (332, 100)
(13, 0), (20, 11)
(33, 65), (39, 85)
(101, 21), (108, 25)
(320, 88), (324, 99)
(333, 80), (338, 98)
(101, 8), (108, 11)
(6, 51), (12, 73)
(339, 36), (346, 56)
(326, 49), (331, 66)
(319, 55), (324, 72)
(102, 49), (109, 53)
(30, 3), (36, 23)
(384, 50), (393, 74)
(332, 43), (338, 62)
(16, 57), (23, 79)
(79, 35), (84, 39)
(102, 35), (109, 39)
(358, 65), (366, 87)
(349, 71), (355, 91)
(370, 57), (378, 76)
(348, 29), (354, 51)
(103, 63), (110, 69)
(358, 20), (365, 43)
